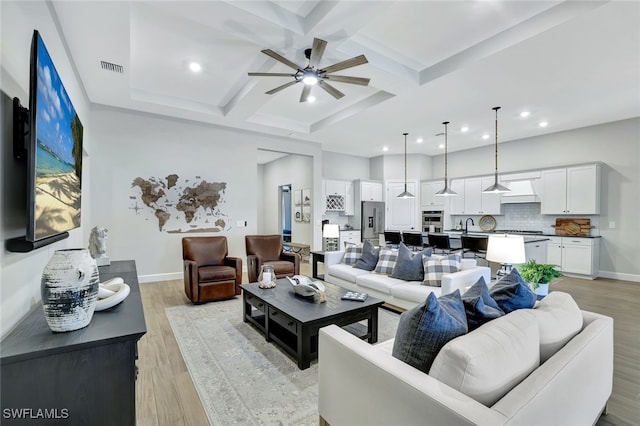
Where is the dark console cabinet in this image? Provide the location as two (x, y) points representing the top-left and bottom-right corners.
(1, 260), (146, 425)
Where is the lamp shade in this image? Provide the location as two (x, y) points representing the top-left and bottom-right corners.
(322, 224), (340, 239)
(486, 234), (525, 265)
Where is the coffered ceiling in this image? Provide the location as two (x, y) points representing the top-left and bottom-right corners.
(52, 1), (639, 157)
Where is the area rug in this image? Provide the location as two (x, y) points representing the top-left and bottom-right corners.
(166, 297), (400, 426)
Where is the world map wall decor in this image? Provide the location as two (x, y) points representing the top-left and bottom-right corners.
(130, 174), (229, 233)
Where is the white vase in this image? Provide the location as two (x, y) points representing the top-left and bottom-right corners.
(535, 283), (550, 296)
(41, 248), (100, 332)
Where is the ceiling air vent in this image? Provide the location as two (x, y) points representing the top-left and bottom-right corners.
(100, 61), (124, 73)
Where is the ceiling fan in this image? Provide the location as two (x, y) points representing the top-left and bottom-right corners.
(248, 38), (370, 103)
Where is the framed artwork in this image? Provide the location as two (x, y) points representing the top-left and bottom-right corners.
(294, 189), (310, 222)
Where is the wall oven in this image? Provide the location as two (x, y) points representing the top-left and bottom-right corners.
(422, 210), (444, 233)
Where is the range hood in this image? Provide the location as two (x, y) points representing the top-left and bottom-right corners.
(500, 180), (540, 204)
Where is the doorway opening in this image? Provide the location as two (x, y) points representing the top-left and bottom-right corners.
(280, 185), (292, 242)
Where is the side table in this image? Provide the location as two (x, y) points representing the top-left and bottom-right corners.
(311, 251), (325, 280)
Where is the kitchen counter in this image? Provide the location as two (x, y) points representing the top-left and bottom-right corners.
(443, 230), (600, 239)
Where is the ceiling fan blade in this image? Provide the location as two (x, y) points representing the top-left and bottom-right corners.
(308, 38), (328, 68)
(318, 80), (345, 99)
(320, 55), (368, 74)
(323, 75), (370, 86)
(265, 80), (299, 95)
(261, 49), (302, 71)
(248, 72), (297, 77)
(299, 85), (311, 103)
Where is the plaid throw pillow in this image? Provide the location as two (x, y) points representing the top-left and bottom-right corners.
(375, 248), (398, 275)
(422, 254), (462, 286)
(342, 243), (363, 265)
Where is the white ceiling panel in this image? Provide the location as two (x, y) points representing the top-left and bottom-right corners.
(52, 0), (639, 157)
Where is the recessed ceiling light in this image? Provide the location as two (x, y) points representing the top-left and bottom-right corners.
(382, 146), (389, 152)
(307, 95), (316, 103)
(438, 143), (445, 149)
(539, 121), (548, 127)
(461, 126), (469, 132)
(417, 138), (423, 143)
(189, 62), (202, 72)
(482, 134), (490, 140)
(520, 111), (530, 118)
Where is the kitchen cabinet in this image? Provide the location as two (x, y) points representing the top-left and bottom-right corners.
(323, 179), (354, 213)
(420, 180), (448, 209)
(358, 180), (383, 202)
(449, 179), (466, 214)
(524, 240), (548, 264)
(448, 177), (502, 215)
(339, 230), (361, 249)
(541, 164), (600, 215)
(344, 180), (355, 216)
(546, 236), (600, 279)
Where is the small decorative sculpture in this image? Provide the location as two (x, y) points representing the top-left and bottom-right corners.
(95, 277), (130, 311)
(89, 226), (110, 266)
(286, 275), (327, 303)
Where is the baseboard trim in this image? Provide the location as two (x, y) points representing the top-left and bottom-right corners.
(598, 271), (640, 283)
(139, 272), (183, 283)
(138, 266), (249, 283)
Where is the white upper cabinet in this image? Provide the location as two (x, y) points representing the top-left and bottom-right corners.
(541, 164), (600, 215)
(449, 179), (466, 215)
(344, 180), (355, 216)
(359, 180), (383, 202)
(420, 180), (448, 209)
(480, 176), (503, 215)
(448, 177), (502, 215)
(324, 179), (347, 211)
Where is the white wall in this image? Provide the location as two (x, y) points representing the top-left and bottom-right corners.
(89, 107), (323, 281)
(1, 1), (92, 337)
(431, 118), (640, 280)
(322, 151), (369, 180)
(260, 154), (313, 245)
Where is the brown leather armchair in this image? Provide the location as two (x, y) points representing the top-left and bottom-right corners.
(245, 234), (300, 283)
(182, 236), (242, 303)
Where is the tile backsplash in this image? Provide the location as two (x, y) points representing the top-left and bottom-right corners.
(452, 203), (600, 236)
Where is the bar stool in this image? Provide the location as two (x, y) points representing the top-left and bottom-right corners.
(461, 235), (489, 264)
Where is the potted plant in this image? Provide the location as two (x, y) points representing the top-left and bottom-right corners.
(517, 259), (563, 296)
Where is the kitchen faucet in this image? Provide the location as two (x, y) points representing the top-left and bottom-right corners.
(465, 218), (474, 234)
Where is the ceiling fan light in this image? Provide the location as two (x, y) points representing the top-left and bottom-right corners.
(302, 69), (318, 85)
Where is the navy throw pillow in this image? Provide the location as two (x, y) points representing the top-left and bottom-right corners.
(461, 276), (504, 331)
(390, 243), (428, 281)
(392, 290), (468, 373)
(353, 239), (379, 271)
(489, 268), (537, 313)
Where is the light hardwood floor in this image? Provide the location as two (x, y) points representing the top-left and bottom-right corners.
(136, 263), (639, 425)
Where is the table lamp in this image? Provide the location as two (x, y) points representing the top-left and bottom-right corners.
(486, 234), (526, 278)
(323, 224), (340, 251)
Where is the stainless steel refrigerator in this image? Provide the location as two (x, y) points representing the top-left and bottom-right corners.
(360, 201), (385, 243)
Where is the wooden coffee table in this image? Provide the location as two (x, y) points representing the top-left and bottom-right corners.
(241, 279), (384, 370)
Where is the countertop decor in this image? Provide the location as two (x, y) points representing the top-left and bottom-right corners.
(479, 215), (497, 231)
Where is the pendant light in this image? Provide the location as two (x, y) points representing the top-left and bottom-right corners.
(435, 121), (457, 196)
(483, 106), (510, 193)
(397, 132), (415, 198)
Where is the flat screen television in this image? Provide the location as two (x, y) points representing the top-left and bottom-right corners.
(9, 30), (83, 251)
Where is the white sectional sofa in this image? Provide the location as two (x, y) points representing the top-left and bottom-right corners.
(323, 250), (491, 310)
(319, 292), (614, 426)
